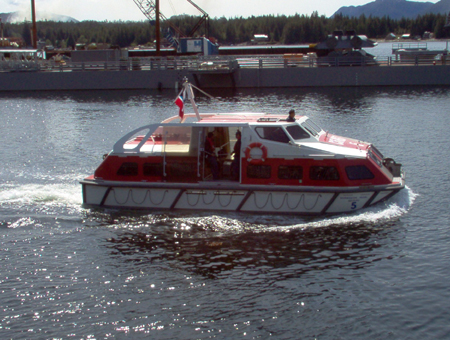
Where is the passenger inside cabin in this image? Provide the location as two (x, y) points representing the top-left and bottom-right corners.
(287, 109), (296, 122)
(205, 131), (220, 180)
(231, 130), (241, 180)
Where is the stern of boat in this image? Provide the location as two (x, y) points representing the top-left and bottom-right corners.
(383, 157), (403, 178)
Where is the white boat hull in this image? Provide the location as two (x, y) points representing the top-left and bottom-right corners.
(81, 180), (403, 215)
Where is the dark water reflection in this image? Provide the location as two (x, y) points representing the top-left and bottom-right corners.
(103, 215), (399, 280)
(1, 84), (449, 105)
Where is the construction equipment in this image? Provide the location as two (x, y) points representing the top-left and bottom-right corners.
(186, 0), (209, 38)
(132, 0), (209, 38)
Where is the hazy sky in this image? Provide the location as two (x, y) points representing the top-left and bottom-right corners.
(1, 0), (441, 22)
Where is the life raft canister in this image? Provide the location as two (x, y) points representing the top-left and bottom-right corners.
(245, 142), (268, 164)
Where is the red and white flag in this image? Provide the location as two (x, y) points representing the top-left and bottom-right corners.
(175, 95), (184, 119)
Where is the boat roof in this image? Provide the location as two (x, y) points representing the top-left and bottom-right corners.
(162, 113), (307, 125)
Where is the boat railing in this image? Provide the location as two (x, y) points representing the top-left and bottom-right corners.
(0, 59), (42, 72)
(392, 42), (428, 53)
(1, 53), (449, 72)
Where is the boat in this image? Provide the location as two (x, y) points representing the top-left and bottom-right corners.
(392, 43), (447, 64)
(80, 80), (405, 215)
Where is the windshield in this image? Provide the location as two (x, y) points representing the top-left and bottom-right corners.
(255, 126), (290, 143)
(301, 119), (322, 137)
(286, 125), (311, 141)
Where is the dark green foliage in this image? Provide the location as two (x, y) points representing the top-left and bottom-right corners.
(21, 22), (32, 46)
(3, 12), (450, 48)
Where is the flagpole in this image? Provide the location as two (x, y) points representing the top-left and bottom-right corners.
(184, 81), (201, 121)
(174, 78), (207, 122)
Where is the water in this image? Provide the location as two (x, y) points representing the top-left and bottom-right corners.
(366, 40), (450, 58)
(1, 85), (449, 339)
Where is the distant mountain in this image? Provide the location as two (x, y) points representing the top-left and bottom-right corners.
(333, 0), (450, 19)
(0, 11), (78, 23)
(0, 13), (13, 22)
(425, 0), (450, 14)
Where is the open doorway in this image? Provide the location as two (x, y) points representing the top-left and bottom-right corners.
(200, 126), (241, 181)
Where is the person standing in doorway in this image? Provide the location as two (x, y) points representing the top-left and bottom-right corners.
(231, 130), (241, 180)
(205, 131), (220, 180)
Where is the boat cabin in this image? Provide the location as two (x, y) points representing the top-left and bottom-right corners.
(93, 113), (397, 188)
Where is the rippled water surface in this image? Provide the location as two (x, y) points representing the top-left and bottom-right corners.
(1, 85), (449, 339)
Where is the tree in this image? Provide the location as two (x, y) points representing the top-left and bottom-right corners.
(282, 21), (302, 44)
(66, 34), (75, 49)
(21, 22), (31, 46)
(77, 35), (88, 44)
(4, 12), (449, 50)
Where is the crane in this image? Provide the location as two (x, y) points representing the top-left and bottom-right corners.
(132, 0), (210, 38)
(185, 0), (209, 38)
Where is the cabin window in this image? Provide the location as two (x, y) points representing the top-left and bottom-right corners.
(368, 149), (382, 167)
(345, 165), (374, 180)
(309, 166), (340, 181)
(164, 162), (198, 183)
(278, 166), (303, 180)
(370, 145), (384, 160)
(247, 164), (271, 179)
(117, 162), (138, 176)
(162, 126), (192, 144)
(143, 163), (163, 177)
(167, 162), (197, 177)
(301, 119), (322, 136)
(255, 126), (290, 143)
(286, 125), (311, 141)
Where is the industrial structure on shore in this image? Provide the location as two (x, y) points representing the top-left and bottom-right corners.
(1, 0), (450, 91)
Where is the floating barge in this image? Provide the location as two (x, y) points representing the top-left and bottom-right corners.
(1, 57), (450, 91)
(1, 40), (450, 91)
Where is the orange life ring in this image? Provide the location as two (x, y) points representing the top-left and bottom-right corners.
(245, 142), (268, 164)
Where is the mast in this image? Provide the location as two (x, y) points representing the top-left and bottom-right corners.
(155, 0), (160, 56)
(31, 0), (37, 49)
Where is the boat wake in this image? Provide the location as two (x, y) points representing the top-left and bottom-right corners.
(0, 183), (83, 215)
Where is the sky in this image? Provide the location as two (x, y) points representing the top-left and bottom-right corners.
(1, 0), (441, 22)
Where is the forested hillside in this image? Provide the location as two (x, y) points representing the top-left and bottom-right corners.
(3, 12), (449, 49)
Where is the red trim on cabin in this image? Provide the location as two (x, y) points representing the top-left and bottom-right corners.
(320, 133), (370, 151)
(93, 154), (393, 187)
(94, 155), (164, 182)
